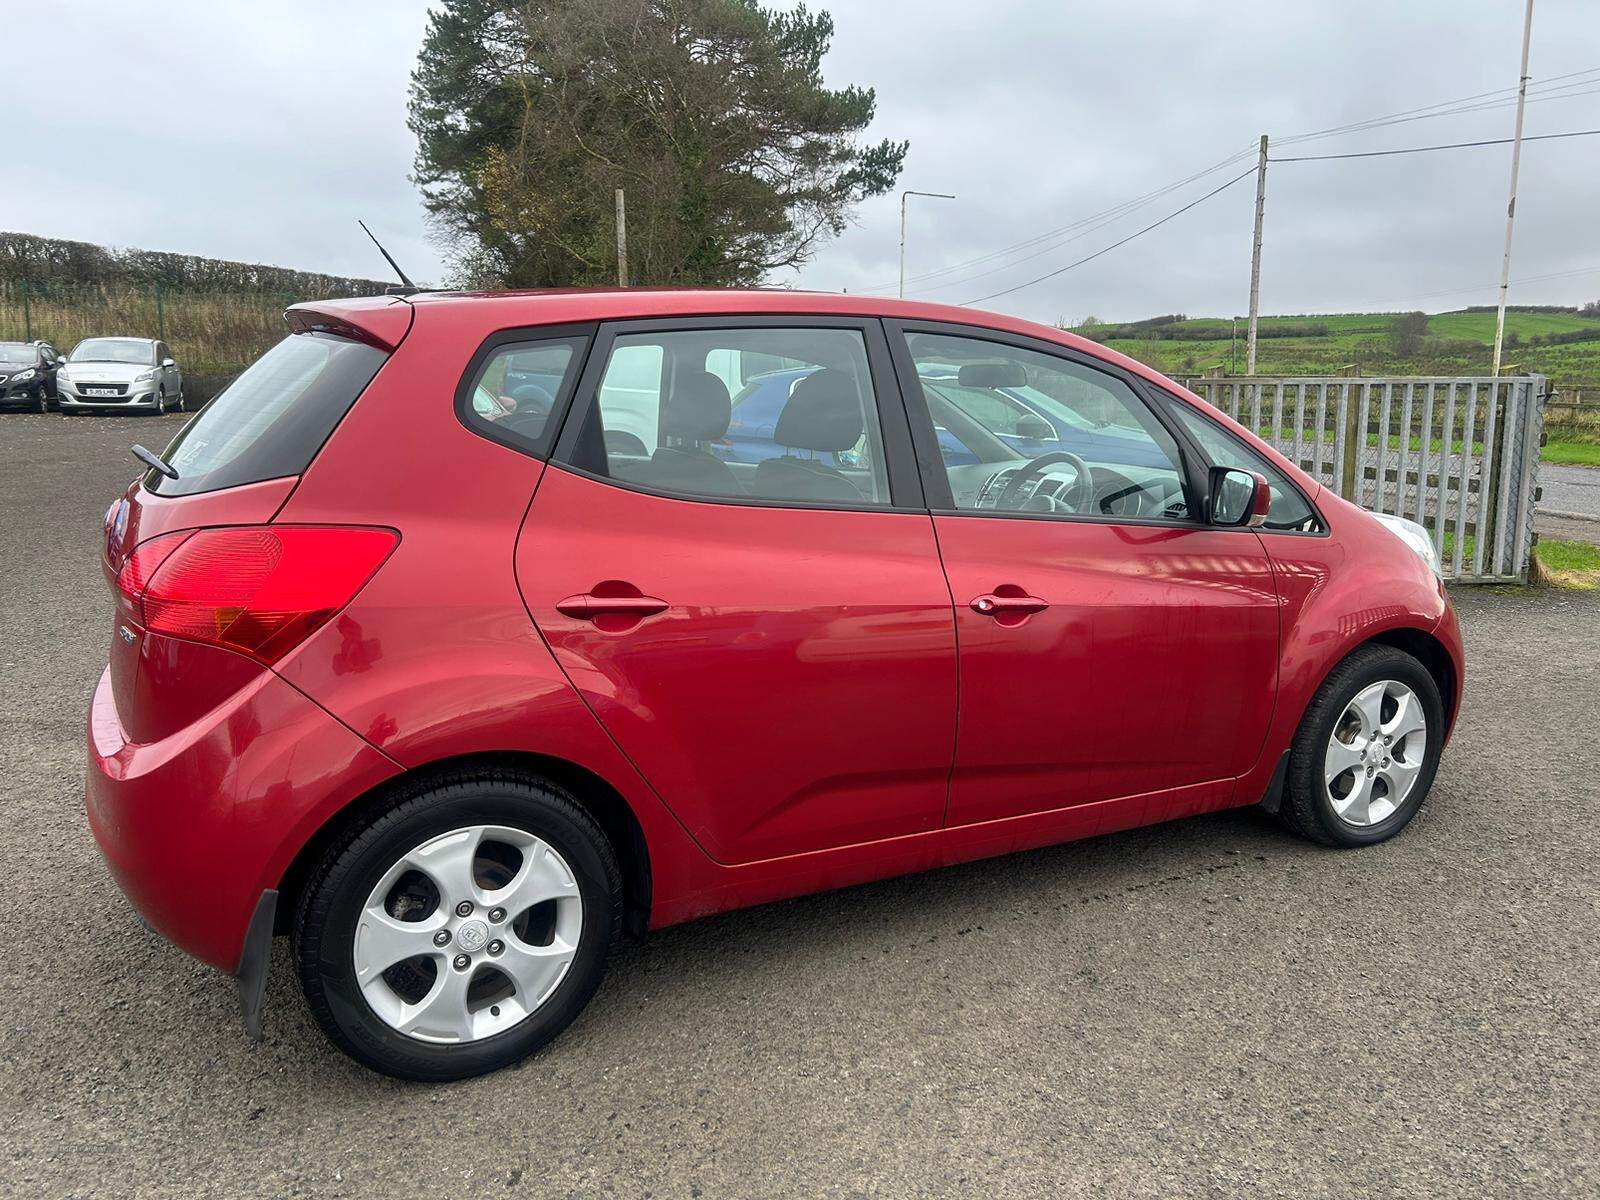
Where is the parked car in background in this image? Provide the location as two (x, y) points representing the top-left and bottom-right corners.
(715, 362), (1172, 472)
(0, 341), (64, 411)
(58, 336), (183, 414)
(87, 289), (1461, 1081)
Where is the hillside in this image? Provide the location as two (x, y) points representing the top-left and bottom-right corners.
(1069, 308), (1600, 386)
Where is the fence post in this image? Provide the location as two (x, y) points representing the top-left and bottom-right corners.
(1340, 385), (1361, 503)
(22, 279), (31, 341)
(155, 282), (165, 343)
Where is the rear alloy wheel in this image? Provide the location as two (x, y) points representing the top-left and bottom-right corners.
(295, 772), (621, 1080)
(1281, 644), (1444, 847)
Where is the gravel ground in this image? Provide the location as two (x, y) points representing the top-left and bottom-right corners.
(1, 412), (1596, 1199)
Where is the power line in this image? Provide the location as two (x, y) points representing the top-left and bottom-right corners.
(962, 169), (1257, 305)
(877, 67), (1600, 310)
(1274, 66), (1600, 146)
(1270, 126), (1600, 161)
(1408, 261), (1600, 302)
(868, 144), (1258, 295)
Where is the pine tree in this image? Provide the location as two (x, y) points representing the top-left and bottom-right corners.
(408, 0), (906, 287)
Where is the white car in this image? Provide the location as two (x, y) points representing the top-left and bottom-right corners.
(57, 337), (184, 414)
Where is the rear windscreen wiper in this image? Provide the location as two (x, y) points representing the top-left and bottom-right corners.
(131, 444), (179, 480)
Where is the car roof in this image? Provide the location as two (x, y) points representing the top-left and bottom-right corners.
(290, 288), (1172, 387)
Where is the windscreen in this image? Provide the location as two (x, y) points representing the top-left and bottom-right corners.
(72, 338), (155, 364)
(149, 331), (388, 496)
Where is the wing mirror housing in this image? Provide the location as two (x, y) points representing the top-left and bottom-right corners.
(1208, 466), (1271, 527)
(1014, 414), (1054, 442)
(162, 358), (177, 369)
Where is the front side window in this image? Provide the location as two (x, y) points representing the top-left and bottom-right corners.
(1163, 394), (1321, 532)
(904, 332), (1191, 522)
(571, 327), (891, 507)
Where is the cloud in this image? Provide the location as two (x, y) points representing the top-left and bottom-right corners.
(8, 0), (1598, 322)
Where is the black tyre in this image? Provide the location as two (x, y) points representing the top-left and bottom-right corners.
(32, 386), (48, 414)
(294, 769), (622, 1081)
(1281, 644), (1444, 847)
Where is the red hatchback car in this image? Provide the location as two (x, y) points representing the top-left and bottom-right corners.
(87, 289), (1461, 1079)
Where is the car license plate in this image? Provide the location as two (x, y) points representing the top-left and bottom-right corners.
(86, 388), (118, 397)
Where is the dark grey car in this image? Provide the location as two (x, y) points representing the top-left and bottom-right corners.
(0, 342), (63, 412)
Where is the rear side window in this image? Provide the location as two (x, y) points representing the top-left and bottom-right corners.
(460, 336), (586, 458)
(151, 332), (386, 496)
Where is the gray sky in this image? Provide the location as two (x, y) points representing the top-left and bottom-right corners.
(8, 1), (1599, 324)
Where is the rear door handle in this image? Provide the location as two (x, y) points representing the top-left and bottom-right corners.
(970, 592), (1049, 617)
(556, 593), (670, 620)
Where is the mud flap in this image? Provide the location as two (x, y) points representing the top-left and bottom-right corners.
(235, 890), (278, 1041)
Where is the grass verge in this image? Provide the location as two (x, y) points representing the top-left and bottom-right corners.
(1543, 440), (1600, 467)
(1534, 538), (1600, 589)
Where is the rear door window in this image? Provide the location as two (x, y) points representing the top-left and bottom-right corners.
(150, 332), (387, 496)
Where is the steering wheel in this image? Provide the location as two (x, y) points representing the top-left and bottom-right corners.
(509, 382), (556, 416)
(499, 383), (557, 438)
(995, 450), (1092, 512)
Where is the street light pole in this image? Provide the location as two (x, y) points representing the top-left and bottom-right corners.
(899, 190), (956, 298)
(1491, 0), (1535, 377)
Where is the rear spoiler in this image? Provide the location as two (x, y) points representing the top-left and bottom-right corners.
(284, 295), (415, 352)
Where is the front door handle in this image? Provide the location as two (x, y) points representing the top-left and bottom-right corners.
(970, 591), (1049, 617)
(556, 592), (669, 620)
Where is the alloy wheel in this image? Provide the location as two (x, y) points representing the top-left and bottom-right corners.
(1324, 679), (1428, 827)
(353, 824), (583, 1044)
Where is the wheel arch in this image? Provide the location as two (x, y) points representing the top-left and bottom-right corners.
(273, 750), (653, 940)
(1364, 626), (1457, 737)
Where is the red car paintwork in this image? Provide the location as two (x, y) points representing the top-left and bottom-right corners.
(86, 288), (1464, 977)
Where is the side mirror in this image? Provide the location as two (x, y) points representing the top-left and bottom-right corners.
(162, 358), (177, 369)
(1209, 466), (1271, 527)
(1014, 414), (1054, 441)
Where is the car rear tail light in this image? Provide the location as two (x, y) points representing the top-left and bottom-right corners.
(118, 526), (398, 664)
(116, 530), (193, 597)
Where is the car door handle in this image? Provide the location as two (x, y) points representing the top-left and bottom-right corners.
(970, 592), (1049, 617)
(556, 593), (670, 620)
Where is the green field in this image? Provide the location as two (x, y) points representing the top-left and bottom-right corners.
(1070, 308), (1600, 387)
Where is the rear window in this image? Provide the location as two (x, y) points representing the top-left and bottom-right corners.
(148, 332), (387, 496)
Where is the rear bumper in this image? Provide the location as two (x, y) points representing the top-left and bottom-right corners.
(85, 664), (399, 971)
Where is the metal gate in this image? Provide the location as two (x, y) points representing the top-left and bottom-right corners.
(1179, 376), (1548, 583)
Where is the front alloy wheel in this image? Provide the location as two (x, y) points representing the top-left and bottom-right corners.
(1323, 680), (1428, 827)
(295, 771), (621, 1080)
(1282, 644), (1445, 847)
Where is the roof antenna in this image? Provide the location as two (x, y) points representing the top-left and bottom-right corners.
(358, 220), (419, 296)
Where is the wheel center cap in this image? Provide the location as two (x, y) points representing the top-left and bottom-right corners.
(456, 918), (489, 952)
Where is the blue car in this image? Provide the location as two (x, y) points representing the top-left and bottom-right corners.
(715, 366), (1169, 471)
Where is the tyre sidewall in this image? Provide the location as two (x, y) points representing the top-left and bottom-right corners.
(303, 784), (618, 1081)
(1299, 649), (1445, 847)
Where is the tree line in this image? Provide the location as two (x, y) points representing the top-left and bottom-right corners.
(0, 231), (389, 297)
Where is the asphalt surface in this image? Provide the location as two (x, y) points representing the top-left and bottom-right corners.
(1540, 462), (1600, 520)
(1, 411), (1597, 1199)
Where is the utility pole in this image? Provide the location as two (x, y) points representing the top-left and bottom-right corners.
(1245, 133), (1269, 375)
(899, 190), (955, 298)
(1491, 0), (1535, 377)
(615, 189), (628, 287)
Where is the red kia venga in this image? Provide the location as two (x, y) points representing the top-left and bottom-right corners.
(86, 289), (1462, 1079)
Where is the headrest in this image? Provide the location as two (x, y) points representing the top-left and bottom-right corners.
(774, 369), (864, 453)
(661, 370), (731, 441)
